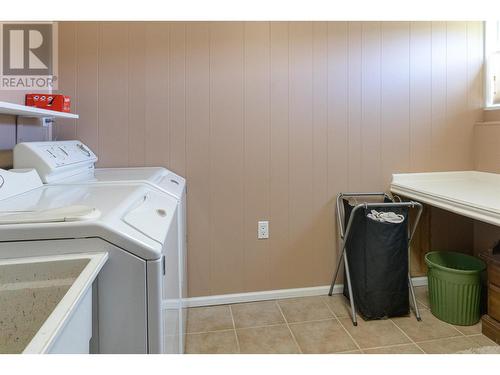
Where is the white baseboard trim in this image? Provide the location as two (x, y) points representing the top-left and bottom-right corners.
(411, 276), (428, 287)
(185, 276), (428, 308)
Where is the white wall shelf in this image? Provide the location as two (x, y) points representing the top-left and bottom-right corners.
(0, 101), (79, 119)
(391, 171), (500, 227)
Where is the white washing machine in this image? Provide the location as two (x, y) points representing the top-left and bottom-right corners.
(13, 140), (188, 351)
(0, 167), (181, 353)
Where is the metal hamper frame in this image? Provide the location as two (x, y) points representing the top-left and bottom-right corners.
(327, 192), (423, 326)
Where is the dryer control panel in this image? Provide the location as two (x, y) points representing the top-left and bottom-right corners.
(13, 141), (98, 183)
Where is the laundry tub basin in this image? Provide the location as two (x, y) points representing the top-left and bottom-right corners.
(0, 252), (107, 353)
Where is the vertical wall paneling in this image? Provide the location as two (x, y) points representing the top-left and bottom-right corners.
(360, 22), (382, 191)
(446, 22), (470, 170)
(128, 22), (146, 167)
(98, 23), (129, 167)
(243, 22), (271, 291)
(57, 22), (485, 297)
(269, 22), (291, 289)
(381, 22), (411, 186)
(289, 22), (314, 287)
(430, 22), (448, 170)
(409, 22), (432, 172)
(347, 22), (362, 192)
(209, 22), (245, 294)
(408, 21), (432, 274)
(185, 23), (211, 296)
(0, 116), (16, 150)
(474, 124), (500, 173)
(75, 22), (99, 153)
(326, 22), (349, 278)
(55, 22), (77, 140)
(311, 22), (330, 283)
(145, 23), (170, 167)
(467, 22), (484, 127)
(327, 22), (349, 201)
(169, 23), (187, 176)
(468, 22), (485, 164)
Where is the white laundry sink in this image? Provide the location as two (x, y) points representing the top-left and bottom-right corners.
(0, 252), (107, 353)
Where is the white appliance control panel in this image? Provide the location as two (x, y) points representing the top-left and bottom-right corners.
(14, 141), (98, 183)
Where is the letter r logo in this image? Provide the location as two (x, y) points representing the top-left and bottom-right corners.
(2, 24), (52, 75)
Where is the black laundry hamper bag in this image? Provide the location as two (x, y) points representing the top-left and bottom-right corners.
(342, 198), (410, 320)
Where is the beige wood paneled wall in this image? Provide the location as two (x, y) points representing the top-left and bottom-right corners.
(473, 121), (500, 254)
(474, 123), (500, 173)
(56, 21), (484, 297)
(0, 91), (42, 152)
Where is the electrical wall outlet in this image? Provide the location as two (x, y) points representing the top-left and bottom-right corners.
(258, 221), (269, 239)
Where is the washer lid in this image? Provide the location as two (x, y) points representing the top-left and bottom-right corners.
(94, 167), (186, 199)
(0, 183), (169, 259)
(0, 205), (101, 224)
(123, 190), (177, 244)
(94, 167), (164, 183)
(0, 168), (42, 201)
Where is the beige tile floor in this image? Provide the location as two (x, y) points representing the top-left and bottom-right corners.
(185, 286), (498, 354)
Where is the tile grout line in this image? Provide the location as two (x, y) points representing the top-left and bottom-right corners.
(275, 301), (303, 354)
(448, 321), (469, 337)
(467, 333), (491, 338)
(187, 328), (236, 335)
(418, 300), (429, 309)
(412, 333), (473, 345)
(416, 292), (469, 338)
(322, 294), (455, 353)
(186, 291), (492, 354)
(457, 329), (483, 337)
(287, 316), (339, 326)
(251, 316), (336, 329)
(361, 342), (423, 352)
(333, 318), (362, 351)
(228, 305), (241, 354)
(450, 326), (468, 337)
(233, 322), (288, 331)
(187, 316), (344, 336)
(389, 318), (475, 349)
(409, 287), (466, 351)
(320, 296), (362, 351)
(388, 318), (425, 354)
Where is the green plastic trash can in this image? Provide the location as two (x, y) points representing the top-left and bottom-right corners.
(425, 251), (486, 326)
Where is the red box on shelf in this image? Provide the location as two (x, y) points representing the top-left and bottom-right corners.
(25, 94), (71, 113)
